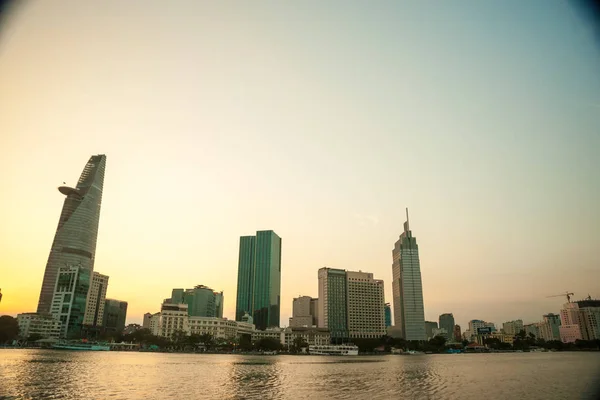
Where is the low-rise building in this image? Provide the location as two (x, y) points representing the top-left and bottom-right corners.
(17, 313), (62, 340)
(252, 327), (330, 348)
(189, 317), (237, 339)
(524, 323), (540, 338)
(432, 327), (447, 339)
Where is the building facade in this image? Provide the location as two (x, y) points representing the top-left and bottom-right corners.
(391, 210), (426, 341)
(384, 303), (392, 327)
(289, 296), (319, 327)
(188, 317), (238, 339)
(235, 230), (282, 330)
(559, 300), (600, 342)
(37, 155), (106, 314)
(538, 313), (561, 341)
(170, 285), (224, 318)
(346, 271), (386, 339)
(17, 313), (62, 339)
(453, 324), (462, 342)
(83, 272), (109, 327)
(318, 267), (348, 340)
(50, 265), (91, 338)
(439, 313), (455, 340)
(502, 319), (524, 336)
(103, 299), (128, 332)
(425, 321), (438, 339)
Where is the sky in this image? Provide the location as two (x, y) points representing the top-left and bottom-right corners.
(0, 1), (599, 330)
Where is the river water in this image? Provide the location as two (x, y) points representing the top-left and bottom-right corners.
(0, 350), (599, 399)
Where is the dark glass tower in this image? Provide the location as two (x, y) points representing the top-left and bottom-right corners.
(235, 230), (281, 330)
(37, 155), (106, 314)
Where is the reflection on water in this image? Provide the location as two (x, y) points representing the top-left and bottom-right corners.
(0, 350), (599, 399)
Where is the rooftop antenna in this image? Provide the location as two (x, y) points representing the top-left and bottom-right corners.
(406, 207), (410, 231)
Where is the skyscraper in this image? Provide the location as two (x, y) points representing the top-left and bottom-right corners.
(37, 155), (107, 314)
(169, 285), (224, 318)
(318, 267), (348, 340)
(318, 268), (386, 341)
(235, 230), (282, 330)
(439, 313), (455, 340)
(392, 209), (426, 340)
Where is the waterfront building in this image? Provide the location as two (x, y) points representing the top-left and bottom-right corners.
(465, 320), (496, 341)
(559, 300), (600, 342)
(83, 272), (109, 327)
(235, 230), (282, 330)
(391, 209), (426, 340)
(37, 155), (107, 314)
(50, 264), (91, 338)
(502, 319), (524, 335)
(17, 313), (62, 339)
(156, 303), (189, 338)
(439, 313), (455, 340)
(524, 323), (540, 338)
(346, 271), (385, 339)
(252, 326), (330, 347)
(189, 317), (238, 339)
(538, 313), (561, 341)
(147, 312), (161, 335)
(384, 303), (392, 327)
(169, 285), (224, 318)
(289, 296), (318, 327)
(453, 324), (462, 342)
(432, 327), (448, 338)
(142, 312), (152, 329)
(103, 299), (128, 332)
(425, 321), (438, 340)
(123, 324), (143, 335)
(318, 267), (348, 340)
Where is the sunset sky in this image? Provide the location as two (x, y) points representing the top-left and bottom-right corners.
(0, 1), (599, 329)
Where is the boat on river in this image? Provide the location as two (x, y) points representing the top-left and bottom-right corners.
(52, 342), (110, 351)
(309, 344), (359, 355)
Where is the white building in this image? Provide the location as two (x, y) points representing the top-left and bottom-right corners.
(188, 317), (237, 339)
(392, 209), (426, 341)
(17, 313), (62, 340)
(502, 320), (524, 335)
(252, 327), (330, 347)
(432, 327), (448, 338)
(83, 272), (109, 326)
(346, 271), (386, 339)
(156, 303), (189, 338)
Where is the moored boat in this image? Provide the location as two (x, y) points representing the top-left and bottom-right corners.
(52, 342), (110, 351)
(309, 344), (359, 355)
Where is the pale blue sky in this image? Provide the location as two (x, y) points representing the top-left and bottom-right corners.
(0, 1), (599, 328)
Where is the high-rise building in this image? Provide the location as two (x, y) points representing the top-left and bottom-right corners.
(50, 265), (91, 338)
(453, 324), (462, 342)
(289, 296), (319, 327)
(235, 230), (282, 330)
(502, 319), (524, 335)
(559, 300), (600, 342)
(384, 303), (392, 327)
(103, 299), (128, 332)
(169, 285), (224, 318)
(37, 155), (107, 314)
(318, 267), (348, 340)
(538, 313), (561, 341)
(142, 312), (152, 329)
(346, 271), (386, 339)
(439, 313), (455, 340)
(425, 321), (438, 339)
(83, 272), (109, 326)
(392, 209), (426, 341)
(318, 268), (386, 340)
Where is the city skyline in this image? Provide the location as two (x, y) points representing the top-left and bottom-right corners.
(1, 1), (599, 329)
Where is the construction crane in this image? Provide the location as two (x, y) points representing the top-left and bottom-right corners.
(547, 291), (574, 303)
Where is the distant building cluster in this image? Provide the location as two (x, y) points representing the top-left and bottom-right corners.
(14, 153), (600, 348)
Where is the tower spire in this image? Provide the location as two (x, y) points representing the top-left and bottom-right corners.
(406, 207), (410, 231)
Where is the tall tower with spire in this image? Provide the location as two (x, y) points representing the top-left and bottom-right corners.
(391, 208), (426, 340)
(37, 155), (107, 314)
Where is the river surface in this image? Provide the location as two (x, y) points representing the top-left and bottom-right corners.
(1, 350), (599, 399)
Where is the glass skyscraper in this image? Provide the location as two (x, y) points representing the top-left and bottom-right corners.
(50, 265), (91, 338)
(235, 230), (281, 330)
(392, 209), (426, 340)
(37, 155), (106, 314)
